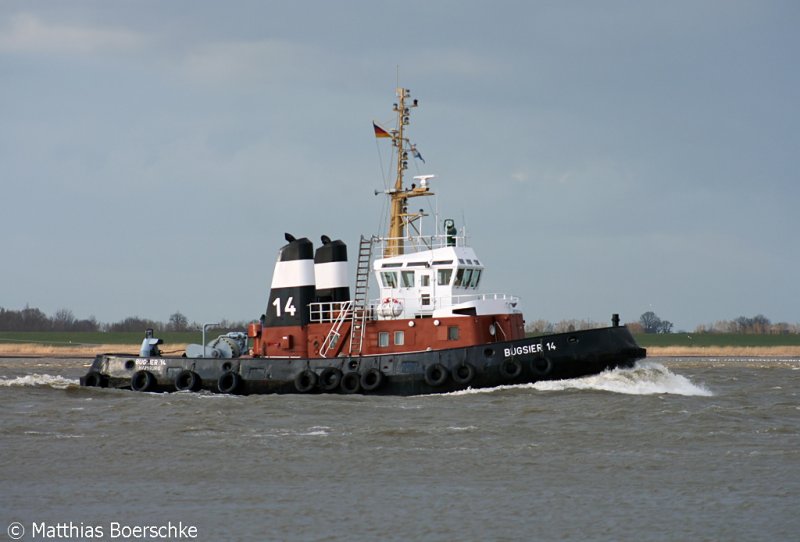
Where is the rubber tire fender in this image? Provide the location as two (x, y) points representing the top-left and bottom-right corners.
(424, 363), (449, 387)
(83, 371), (106, 388)
(360, 368), (384, 392)
(340, 371), (362, 394)
(319, 367), (343, 392)
(131, 370), (156, 392)
(452, 363), (476, 385)
(217, 371), (242, 394)
(499, 358), (523, 379)
(294, 369), (318, 393)
(174, 370), (202, 392)
(532, 357), (553, 377)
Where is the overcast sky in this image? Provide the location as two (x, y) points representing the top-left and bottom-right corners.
(1, 1), (797, 331)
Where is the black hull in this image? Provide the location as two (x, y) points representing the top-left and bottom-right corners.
(80, 326), (646, 396)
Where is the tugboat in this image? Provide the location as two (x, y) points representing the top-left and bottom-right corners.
(81, 87), (646, 395)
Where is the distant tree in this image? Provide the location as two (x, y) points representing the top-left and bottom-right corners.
(526, 319), (554, 334)
(168, 311), (189, 332)
(752, 314), (771, 334)
(72, 316), (99, 332)
(695, 315), (795, 335)
(638, 312), (672, 334)
(552, 319), (603, 333)
(52, 308), (76, 331)
(21, 305), (50, 331)
(626, 321), (644, 334)
(108, 316), (161, 332)
(639, 311), (662, 333)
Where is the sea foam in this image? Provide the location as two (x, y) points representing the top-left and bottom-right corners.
(0, 373), (79, 389)
(442, 361), (713, 397)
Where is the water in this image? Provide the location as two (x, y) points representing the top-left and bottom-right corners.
(1, 357), (798, 542)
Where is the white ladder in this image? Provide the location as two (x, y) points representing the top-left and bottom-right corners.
(319, 300), (352, 358)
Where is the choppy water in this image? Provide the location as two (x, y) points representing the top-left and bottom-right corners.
(1, 356), (798, 542)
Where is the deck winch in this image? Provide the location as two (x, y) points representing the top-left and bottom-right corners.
(185, 332), (248, 359)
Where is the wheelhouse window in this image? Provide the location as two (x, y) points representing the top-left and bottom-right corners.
(454, 268), (482, 289)
(394, 331), (405, 346)
(470, 269), (482, 288)
(437, 268), (453, 286)
(380, 271), (398, 288)
(401, 270), (415, 288)
(378, 331), (390, 347)
(420, 274), (430, 287)
(461, 269), (473, 289)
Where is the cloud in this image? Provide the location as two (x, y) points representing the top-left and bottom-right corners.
(0, 13), (145, 54)
(179, 39), (336, 87)
(510, 171), (529, 183)
(410, 49), (510, 78)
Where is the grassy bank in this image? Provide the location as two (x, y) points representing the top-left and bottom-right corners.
(0, 331), (219, 357)
(0, 331), (203, 346)
(632, 333), (800, 348)
(634, 333), (800, 357)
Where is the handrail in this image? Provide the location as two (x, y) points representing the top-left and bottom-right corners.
(310, 293), (519, 323)
(309, 301), (352, 323)
(374, 233), (466, 255)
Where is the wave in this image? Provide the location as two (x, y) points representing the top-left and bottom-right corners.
(443, 361), (713, 397)
(0, 373), (79, 389)
(535, 361), (713, 396)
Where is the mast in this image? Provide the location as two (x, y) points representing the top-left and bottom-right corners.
(383, 87), (433, 257)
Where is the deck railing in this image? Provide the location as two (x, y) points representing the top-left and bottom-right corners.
(374, 232), (466, 255)
(308, 293), (519, 323)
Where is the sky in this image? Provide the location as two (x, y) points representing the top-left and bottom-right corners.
(1, 0), (798, 332)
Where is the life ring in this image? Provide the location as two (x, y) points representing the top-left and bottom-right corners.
(131, 370), (156, 392)
(217, 371), (241, 394)
(499, 358), (522, 379)
(378, 297), (403, 317)
(452, 363), (476, 385)
(425, 363), (449, 387)
(174, 370), (202, 392)
(319, 367), (342, 392)
(294, 369), (318, 393)
(532, 358), (553, 377)
(340, 371), (361, 394)
(82, 371), (105, 388)
(361, 368), (385, 391)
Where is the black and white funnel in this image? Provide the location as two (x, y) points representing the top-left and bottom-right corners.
(314, 235), (350, 304)
(264, 233), (315, 327)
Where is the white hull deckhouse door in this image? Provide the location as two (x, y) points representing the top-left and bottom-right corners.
(417, 269), (433, 316)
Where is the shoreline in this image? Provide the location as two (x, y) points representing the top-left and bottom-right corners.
(647, 346), (800, 357)
(1, 344), (799, 359)
(0, 344), (190, 358)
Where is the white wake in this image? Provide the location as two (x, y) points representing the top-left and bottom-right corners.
(0, 373), (79, 389)
(444, 361), (713, 397)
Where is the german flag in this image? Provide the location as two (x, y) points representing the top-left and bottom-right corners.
(373, 122), (391, 138)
